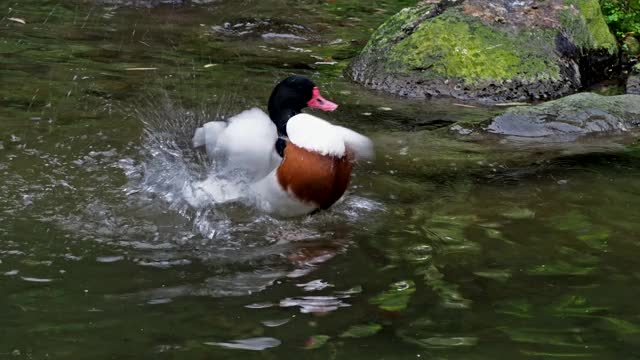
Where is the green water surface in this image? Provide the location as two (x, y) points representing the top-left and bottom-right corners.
(2, 1), (640, 359)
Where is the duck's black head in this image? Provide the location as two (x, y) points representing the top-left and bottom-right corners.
(268, 75), (338, 136)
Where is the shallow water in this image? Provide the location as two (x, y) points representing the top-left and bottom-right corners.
(3, 1), (640, 359)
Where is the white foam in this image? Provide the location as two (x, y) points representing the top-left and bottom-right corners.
(183, 176), (248, 208)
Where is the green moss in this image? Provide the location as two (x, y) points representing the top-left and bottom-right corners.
(563, 0), (618, 54)
(633, 63), (640, 74)
(363, 4), (434, 52)
(386, 11), (560, 83)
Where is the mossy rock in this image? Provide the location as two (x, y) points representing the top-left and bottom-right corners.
(347, 0), (618, 102)
(485, 93), (640, 137)
(622, 36), (640, 57)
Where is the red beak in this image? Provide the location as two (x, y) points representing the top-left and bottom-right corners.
(307, 86), (338, 112)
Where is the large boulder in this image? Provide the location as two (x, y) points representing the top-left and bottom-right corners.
(347, 0), (618, 103)
(485, 93), (640, 138)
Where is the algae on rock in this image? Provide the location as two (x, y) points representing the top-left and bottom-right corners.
(387, 12), (560, 83)
(347, 0), (618, 102)
(562, 0), (618, 54)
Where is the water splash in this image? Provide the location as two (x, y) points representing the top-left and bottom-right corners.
(124, 95), (381, 241)
(17, 94), (383, 301)
(124, 95), (261, 239)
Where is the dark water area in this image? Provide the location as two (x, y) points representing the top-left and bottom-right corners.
(2, 1), (640, 359)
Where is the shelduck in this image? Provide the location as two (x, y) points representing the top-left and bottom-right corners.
(192, 75), (373, 217)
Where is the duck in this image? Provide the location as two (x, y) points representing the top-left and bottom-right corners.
(192, 75), (373, 217)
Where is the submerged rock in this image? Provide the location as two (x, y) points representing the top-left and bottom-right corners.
(347, 0), (618, 103)
(486, 93), (640, 138)
(628, 64), (640, 95)
(623, 35), (640, 57)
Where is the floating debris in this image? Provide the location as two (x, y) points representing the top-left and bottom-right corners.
(8, 18), (26, 25)
(288, 46), (311, 53)
(245, 302), (274, 309)
(124, 67), (158, 71)
(147, 298), (172, 305)
(494, 102), (530, 107)
(21, 276), (53, 283)
(261, 318), (290, 327)
(453, 103), (477, 108)
(205, 337), (281, 351)
(262, 33), (306, 41)
(280, 296), (350, 314)
(296, 279), (333, 292)
(96, 256), (124, 263)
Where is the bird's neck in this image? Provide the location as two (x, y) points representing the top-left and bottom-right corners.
(269, 107), (300, 137)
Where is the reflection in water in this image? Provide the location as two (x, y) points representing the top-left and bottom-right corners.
(280, 295), (351, 314)
(4, 0), (640, 358)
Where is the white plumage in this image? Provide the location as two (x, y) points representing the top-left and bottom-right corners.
(191, 109), (373, 217)
(286, 114), (374, 160)
(250, 172), (318, 217)
(286, 114), (346, 156)
(193, 108), (280, 181)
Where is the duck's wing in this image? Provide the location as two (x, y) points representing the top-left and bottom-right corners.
(334, 125), (374, 161)
(193, 121), (228, 157)
(194, 108), (280, 180)
(286, 114), (373, 160)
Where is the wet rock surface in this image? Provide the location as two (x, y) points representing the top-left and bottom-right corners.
(628, 64), (640, 95)
(485, 93), (640, 138)
(347, 0), (618, 103)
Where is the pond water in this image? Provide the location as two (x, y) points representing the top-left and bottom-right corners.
(3, 1), (640, 358)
